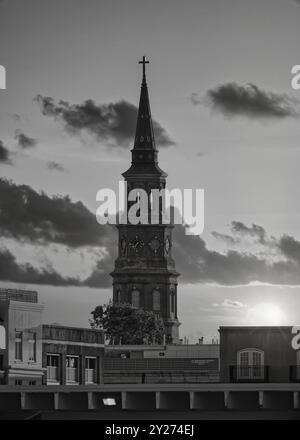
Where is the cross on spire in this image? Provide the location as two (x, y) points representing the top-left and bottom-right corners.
(139, 56), (149, 83)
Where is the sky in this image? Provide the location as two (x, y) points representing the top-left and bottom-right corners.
(1, 0), (300, 342)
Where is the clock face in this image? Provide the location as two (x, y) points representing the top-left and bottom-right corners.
(148, 236), (160, 254)
(129, 235), (145, 254)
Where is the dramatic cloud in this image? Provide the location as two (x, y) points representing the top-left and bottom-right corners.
(0, 246), (81, 286)
(14, 130), (37, 148)
(194, 83), (299, 119)
(173, 223), (300, 286)
(0, 246), (111, 287)
(35, 95), (174, 148)
(2, 180), (300, 288)
(230, 221), (267, 244)
(278, 235), (300, 264)
(47, 161), (67, 172)
(0, 141), (12, 164)
(0, 178), (115, 248)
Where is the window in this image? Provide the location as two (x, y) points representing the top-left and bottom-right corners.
(28, 332), (36, 362)
(85, 357), (96, 384)
(46, 354), (60, 383)
(29, 380), (36, 386)
(66, 356), (79, 384)
(15, 331), (22, 361)
(15, 380), (22, 386)
(153, 290), (160, 311)
(0, 325), (5, 349)
(237, 349), (264, 380)
(131, 289), (140, 308)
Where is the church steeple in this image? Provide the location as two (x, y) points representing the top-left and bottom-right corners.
(123, 56), (167, 179)
(112, 57), (180, 344)
(134, 56), (156, 151)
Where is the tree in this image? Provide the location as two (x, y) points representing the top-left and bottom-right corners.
(89, 301), (165, 345)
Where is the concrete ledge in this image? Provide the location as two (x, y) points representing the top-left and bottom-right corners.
(0, 384), (300, 412)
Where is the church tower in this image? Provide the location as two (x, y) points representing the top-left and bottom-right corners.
(111, 57), (180, 344)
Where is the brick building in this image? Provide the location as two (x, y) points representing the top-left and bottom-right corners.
(219, 326), (300, 383)
(42, 324), (104, 385)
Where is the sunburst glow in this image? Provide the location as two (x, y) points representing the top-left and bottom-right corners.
(246, 302), (286, 326)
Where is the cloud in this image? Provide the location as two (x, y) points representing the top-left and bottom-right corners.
(14, 130), (37, 148)
(0, 245), (112, 287)
(230, 221), (267, 244)
(0, 141), (12, 164)
(211, 231), (239, 245)
(190, 93), (202, 106)
(0, 178), (115, 248)
(0, 246), (81, 286)
(278, 235), (300, 263)
(173, 223), (300, 286)
(194, 83), (299, 119)
(2, 180), (300, 288)
(47, 161), (67, 172)
(212, 221), (269, 247)
(213, 299), (247, 309)
(35, 95), (174, 148)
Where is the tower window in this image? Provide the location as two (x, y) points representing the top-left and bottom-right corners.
(15, 331), (23, 361)
(131, 289), (140, 308)
(153, 290), (160, 311)
(28, 332), (36, 362)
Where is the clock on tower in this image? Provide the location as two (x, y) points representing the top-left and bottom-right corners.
(110, 57), (180, 344)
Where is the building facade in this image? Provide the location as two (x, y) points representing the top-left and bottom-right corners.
(219, 326), (300, 383)
(111, 57), (180, 343)
(104, 343), (219, 384)
(42, 325), (104, 385)
(0, 289), (44, 386)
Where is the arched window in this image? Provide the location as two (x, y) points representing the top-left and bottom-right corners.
(131, 289), (140, 308)
(153, 290), (160, 311)
(0, 325), (5, 349)
(237, 348), (264, 380)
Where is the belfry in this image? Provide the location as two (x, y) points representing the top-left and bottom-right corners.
(111, 57), (180, 343)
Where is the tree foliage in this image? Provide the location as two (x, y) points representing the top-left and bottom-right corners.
(89, 301), (165, 345)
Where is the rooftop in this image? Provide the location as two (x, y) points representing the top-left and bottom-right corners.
(0, 288), (38, 303)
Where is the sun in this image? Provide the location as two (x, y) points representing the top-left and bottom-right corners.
(246, 302), (286, 326)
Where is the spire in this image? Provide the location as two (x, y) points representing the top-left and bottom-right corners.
(122, 57), (167, 179)
(133, 56), (156, 150)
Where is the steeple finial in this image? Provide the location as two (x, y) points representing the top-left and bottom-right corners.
(139, 56), (149, 84)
